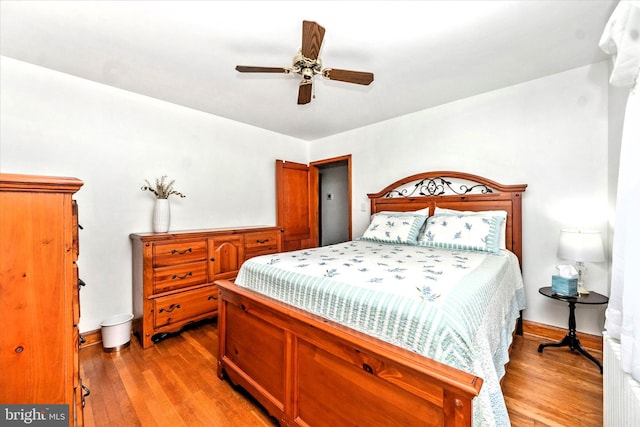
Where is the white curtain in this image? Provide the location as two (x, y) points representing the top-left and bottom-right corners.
(600, 1), (640, 382)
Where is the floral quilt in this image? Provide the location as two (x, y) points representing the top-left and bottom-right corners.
(235, 240), (526, 427)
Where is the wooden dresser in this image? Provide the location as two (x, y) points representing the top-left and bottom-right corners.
(130, 226), (282, 349)
(0, 173), (86, 426)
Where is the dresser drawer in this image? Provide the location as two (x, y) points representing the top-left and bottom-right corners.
(153, 261), (207, 293)
(244, 230), (280, 260)
(153, 240), (207, 267)
(153, 286), (218, 328)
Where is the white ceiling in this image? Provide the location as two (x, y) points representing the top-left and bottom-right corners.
(0, 1), (617, 141)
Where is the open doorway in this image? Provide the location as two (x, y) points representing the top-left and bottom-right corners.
(312, 155), (351, 247)
(276, 155), (351, 250)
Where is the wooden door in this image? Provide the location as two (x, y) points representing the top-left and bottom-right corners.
(276, 160), (318, 251)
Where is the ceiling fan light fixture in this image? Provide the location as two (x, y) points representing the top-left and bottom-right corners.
(301, 67), (314, 80)
(293, 51), (321, 75)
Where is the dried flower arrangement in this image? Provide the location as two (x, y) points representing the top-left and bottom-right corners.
(141, 175), (186, 199)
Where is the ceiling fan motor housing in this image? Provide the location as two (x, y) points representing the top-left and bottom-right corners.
(293, 51), (322, 80)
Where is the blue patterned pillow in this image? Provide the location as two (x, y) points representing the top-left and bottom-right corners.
(360, 213), (428, 244)
(433, 207), (508, 249)
(417, 214), (504, 253)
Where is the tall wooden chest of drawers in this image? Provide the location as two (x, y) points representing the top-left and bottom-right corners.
(130, 226), (282, 349)
(0, 173), (85, 426)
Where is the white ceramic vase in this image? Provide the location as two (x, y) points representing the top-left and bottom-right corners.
(153, 199), (170, 233)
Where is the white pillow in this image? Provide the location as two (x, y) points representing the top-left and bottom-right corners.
(433, 207), (508, 249)
(360, 212), (428, 245)
(418, 214), (504, 253)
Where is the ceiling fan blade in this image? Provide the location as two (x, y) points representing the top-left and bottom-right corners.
(236, 65), (290, 74)
(297, 81), (313, 105)
(301, 20), (325, 60)
(322, 68), (374, 85)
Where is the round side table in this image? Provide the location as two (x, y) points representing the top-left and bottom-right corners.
(537, 286), (608, 374)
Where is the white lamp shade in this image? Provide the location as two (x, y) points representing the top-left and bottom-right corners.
(557, 230), (605, 262)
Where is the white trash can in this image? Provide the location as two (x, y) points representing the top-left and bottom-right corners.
(100, 313), (134, 352)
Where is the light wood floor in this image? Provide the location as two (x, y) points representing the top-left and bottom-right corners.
(81, 320), (603, 427)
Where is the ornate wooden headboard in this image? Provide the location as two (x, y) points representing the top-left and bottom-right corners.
(367, 171), (527, 266)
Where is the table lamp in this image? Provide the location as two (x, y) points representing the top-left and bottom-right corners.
(557, 229), (605, 295)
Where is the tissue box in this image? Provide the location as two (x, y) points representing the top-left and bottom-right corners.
(551, 275), (578, 296)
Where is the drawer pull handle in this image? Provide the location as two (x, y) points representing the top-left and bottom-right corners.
(172, 272), (193, 280)
(362, 363), (374, 374)
(81, 384), (91, 407)
(256, 239), (269, 244)
(159, 304), (181, 313)
(208, 295), (218, 300)
(171, 248), (192, 255)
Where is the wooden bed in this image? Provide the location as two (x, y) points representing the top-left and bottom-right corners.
(215, 171), (527, 427)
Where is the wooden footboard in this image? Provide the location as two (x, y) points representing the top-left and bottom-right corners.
(216, 279), (482, 427)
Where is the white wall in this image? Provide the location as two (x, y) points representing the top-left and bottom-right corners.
(1, 55), (619, 336)
(310, 61), (613, 335)
(0, 56), (308, 333)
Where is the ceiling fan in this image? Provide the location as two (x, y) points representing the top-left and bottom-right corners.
(235, 20), (374, 105)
